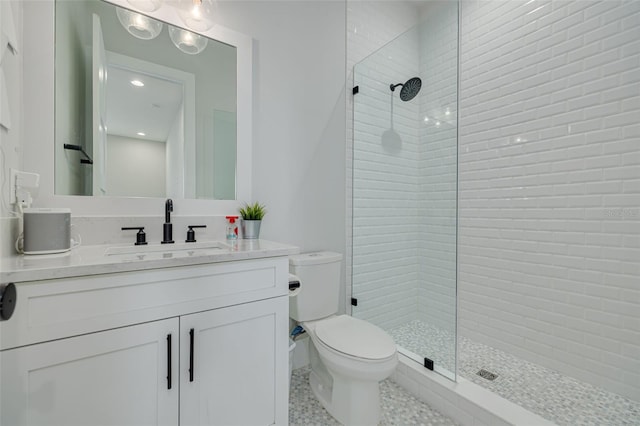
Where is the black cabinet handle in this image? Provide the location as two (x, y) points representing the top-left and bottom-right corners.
(166, 334), (172, 390)
(189, 328), (195, 382)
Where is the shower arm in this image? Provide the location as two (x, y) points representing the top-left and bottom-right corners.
(390, 83), (404, 92)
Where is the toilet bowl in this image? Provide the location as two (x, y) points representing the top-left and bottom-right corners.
(303, 315), (398, 425)
(289, 252), (398, 425)
(305, 315), (397, 379)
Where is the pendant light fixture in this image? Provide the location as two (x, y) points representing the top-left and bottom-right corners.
(126, 0), (163, 12)
(177, 0), (214, 32)
(116, 7), (163, 40)
(168, 25), (208, 55)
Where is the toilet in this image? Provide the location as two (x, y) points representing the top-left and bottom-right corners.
(289, 252), (398, 425)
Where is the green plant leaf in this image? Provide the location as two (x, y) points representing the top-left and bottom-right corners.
(239, 202), (266, 220)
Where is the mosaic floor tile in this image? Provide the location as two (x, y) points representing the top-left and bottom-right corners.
(390, 321), (456, 373)
(389, 320), (640, 426)
(289, 366), (458, 426)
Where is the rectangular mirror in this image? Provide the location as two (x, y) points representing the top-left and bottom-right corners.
(55, 0), (238, 200)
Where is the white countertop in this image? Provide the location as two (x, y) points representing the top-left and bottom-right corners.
(0, 239), (299, 283)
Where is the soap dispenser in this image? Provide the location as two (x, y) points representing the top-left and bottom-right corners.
(225, 216), (239, 241)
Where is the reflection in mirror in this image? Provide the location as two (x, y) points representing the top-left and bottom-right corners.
(55, 0), (237, 200)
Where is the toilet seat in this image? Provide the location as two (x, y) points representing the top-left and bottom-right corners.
(314, 315), (396, 360)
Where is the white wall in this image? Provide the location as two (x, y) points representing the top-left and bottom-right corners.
(166, 104), (184, 199)
(54, 0), (90, 196)
(211, 110), (236, 200)
(231, 1), (346, 254)
(196, 108), (236, 200)
(458, 0), (640, 401)
(106, 135), (166, 198)
(0, 1), (23, 258)
(214, 1), (347, 306)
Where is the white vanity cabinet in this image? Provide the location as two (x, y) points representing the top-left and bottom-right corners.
(0, 255), (290, 426)
(180, 297), (287, 426)
(1, 318), (180, 426)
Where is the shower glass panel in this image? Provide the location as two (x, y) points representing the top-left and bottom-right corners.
(351, 1), (458, 381)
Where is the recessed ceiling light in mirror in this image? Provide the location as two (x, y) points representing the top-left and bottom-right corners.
(130, 79), (145, 87)
(168, 26), (208, 55)
(137, 132), (146, 136)
(116, 7), (163, 40)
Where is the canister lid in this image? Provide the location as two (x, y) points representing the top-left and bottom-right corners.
(289, 251), (342, 266)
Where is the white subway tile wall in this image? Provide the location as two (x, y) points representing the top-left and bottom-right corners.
(346, 1), (422, 328)
(458, 0), (640, 401)
(347, 0), (640, 406)
(352, 24), (422, 330)
(417, 3), (459, 335)
(350, 1), (459, 364)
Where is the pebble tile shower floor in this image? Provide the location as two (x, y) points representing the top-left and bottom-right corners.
(289, 366), (458, 425)
(390, 320), (640, 426)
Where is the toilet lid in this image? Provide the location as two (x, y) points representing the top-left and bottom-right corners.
(314, 315), (396, 360)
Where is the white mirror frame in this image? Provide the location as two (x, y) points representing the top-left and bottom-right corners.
(22, 0), (253, 216)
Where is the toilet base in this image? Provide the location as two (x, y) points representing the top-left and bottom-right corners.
(309, 361), (382, 425)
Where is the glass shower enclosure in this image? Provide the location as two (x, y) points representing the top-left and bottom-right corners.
(351, 1), (458, 380)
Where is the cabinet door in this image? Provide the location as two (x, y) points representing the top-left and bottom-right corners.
(180, 296), (288, 426)
(0, 318), (179, 426)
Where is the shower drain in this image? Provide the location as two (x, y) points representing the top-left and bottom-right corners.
(477, 369), (498, 381)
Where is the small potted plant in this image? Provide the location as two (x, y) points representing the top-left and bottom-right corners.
(239, 202), (266, 239)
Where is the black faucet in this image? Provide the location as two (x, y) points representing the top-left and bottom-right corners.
(162, 199), (174, 244)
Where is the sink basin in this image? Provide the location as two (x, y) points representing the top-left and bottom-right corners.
(105, 241), (230, 257)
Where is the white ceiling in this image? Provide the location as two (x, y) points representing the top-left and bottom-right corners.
(105, 65), (184, 142)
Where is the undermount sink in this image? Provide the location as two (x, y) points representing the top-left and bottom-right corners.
(105, 241), (230, 258)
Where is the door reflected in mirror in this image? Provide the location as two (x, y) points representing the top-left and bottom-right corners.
(55, 0), (237, 200)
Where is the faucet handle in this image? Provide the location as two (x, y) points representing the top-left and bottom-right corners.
(121, 227), (148, 245)
(185, 225), (207, 243)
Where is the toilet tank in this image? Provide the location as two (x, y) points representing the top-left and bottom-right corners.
(289, 252), (343, 322)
